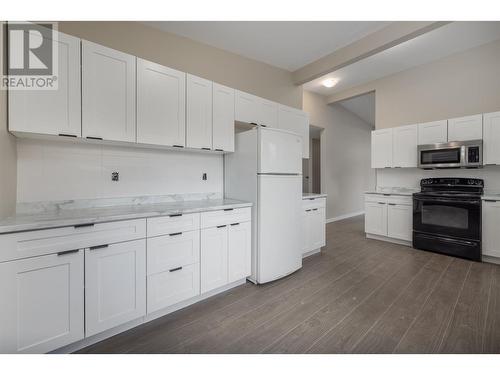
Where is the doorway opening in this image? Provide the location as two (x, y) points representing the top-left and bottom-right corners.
(303, 125), (323, 194)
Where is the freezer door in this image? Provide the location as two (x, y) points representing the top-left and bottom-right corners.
(257, 175), (302, 283)
(258, 127), (302, 174)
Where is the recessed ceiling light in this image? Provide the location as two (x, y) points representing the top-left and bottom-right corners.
(322, 78), (338, 88)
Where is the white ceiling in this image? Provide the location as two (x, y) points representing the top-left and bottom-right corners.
(144, 21), (389, 71)
(304, 21), (500, 96)
(336, 92), (375, 127)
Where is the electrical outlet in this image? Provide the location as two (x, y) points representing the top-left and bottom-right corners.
(111, 172), (119, 182)
(202, 173), (207, 181)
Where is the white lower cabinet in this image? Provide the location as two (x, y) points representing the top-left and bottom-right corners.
(85, 240), (146, 337)
(228, 222), (252, 283)
(201, 226), (229, 293)
(302, 198), (326, 255)
(0, 250), (84, 353)
(482, 199), (500, 258)
(365, 194), (412, 244)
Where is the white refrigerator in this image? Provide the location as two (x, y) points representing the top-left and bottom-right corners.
(225, 127), (303, 284)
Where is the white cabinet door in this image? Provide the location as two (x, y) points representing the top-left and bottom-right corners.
(212, 83), (235, 152)
(418, 120), (448, 145)
(483, 200), (500, 258)
(235, 90), (260, 124)
(365, 201), (388, 236)
(483, 111), (500, 166)
(301, 209), (310, 254)
(310, 207), (326, 250)
(259, 99), (278, 128)
(9, 30), (81, 137)
(186, 74), (213, 149)
(387, 204), (412, 241)
(82, 40), (136, 142)
(277, 105), (309, 158)
(393, 124), (418, 168)
(228, 221), (251, 283)
(448, 114), (483, 141)
(85, 240), (146, 337)
(201, 226), (228, 294)
(371, 128), (393, 168)
(0, 250), (84, 353)
(136, 59), (186, 147)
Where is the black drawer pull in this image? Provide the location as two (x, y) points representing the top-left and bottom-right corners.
(250, 122), (258, 126)
(312, 208), (318, 211)
(307, 198), (315, 200)
(169, 266), (183, 272)
(485, 164), (497, 166)
(215, 148), (224, 152)
(378, 202), (385, 205)
(260, 124), (267, 127)
(90, 244), (108, 250)
(230, 223), (240, 226)
(74, 223), (94, 229)
(201, 147), (211, 150)
(172, 145), (184, 148)
(484, 199), (498, 203)
(388, 203), (397, 206)
(169, 213), (182, 217)
(57, 249), (79, 256)
(169, 232), (182, 236)
(305, 209), (312, 212)
(58, 133), (77, 138)
(217, 225), (227, 228)
(223, 208), (234, 211)
(86, 136), (103, 140)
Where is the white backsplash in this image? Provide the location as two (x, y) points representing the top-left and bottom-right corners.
(377, 165), (500, 192)
(17, 139), (224, 203)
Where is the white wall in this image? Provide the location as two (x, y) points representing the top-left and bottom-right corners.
(17, 139), (223, 203)
(303, 90), (375, 221)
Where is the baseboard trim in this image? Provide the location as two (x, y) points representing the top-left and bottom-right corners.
(482, 255), (500, 265)
(302, 248), (321, 258)
(327, 211), (364, 223)
(366, 233), (412, 247)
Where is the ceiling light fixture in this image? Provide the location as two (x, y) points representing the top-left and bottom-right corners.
(322, 78), (338, 88)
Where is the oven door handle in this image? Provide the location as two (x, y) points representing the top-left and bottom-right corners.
(413, 196), (480, 205)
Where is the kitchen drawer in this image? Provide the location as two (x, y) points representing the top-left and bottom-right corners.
(365, 194), (388, 204)
(200, 207), (251, 228)
(147, 230), (200, 275)
(147, 263), (200, 314)
(147, 213), (200, 237)
(302, 197), (326, 210)
(0, 219), (146, 263)
(386, 195), (412, 206)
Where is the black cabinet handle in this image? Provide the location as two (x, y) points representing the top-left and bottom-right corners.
(169, 213), (182, 217)
(74, 223), (94, 229)
(485, 164), (497, 166)
(223, 208), (234, 211)
(169, 266), (183, 272)
(230, 223), (240, 226)
(59, 133), (77, 138)
(217, 225), (227, 228)
(172, 145), (184, 148)
(484, 199), (498, 203)
(86, 136), (103, 140)
(312, 208), (318, 211)
(57, 249), (79, 256)
(305, 209), (312, 212)
(388, 203), (396, 206)
(260, 124), (267, 127)
(250, 122), (258, 126)
(307, 198), (315, 200)
(169, 232), (182, 236)
(201, 147), (211, 150)
(215, 148), (224, 152)
(378, 202), (385, 205)
(89, 244), (108, 250)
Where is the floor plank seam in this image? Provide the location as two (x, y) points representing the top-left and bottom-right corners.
(481, 266), (495, 353)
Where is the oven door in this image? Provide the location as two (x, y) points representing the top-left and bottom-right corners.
(413, 195), (481, 240)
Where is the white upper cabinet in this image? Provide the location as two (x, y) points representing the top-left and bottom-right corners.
(418, 120), (448, 145)
(82, 40), (136, 142)
(0, 250), (84, 353)
(259, 99), (279, 128)
(371, 128), (393, 168)
(136, 59), (186, 147)
(448, 114), (483, 141)
(9, 30), (81, 137)
(277, 105), (310, 158)
(186, 74), (213, 150)
(393, 124), (418, 168)
(212, 83), (235, 152)
(235, 90), (260, 125)
(483, 111), (500, 165)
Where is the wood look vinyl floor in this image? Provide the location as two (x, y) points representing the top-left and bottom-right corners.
(76, 216), (500, 354)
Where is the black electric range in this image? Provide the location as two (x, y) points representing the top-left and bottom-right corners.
(413, 177), (483, 261)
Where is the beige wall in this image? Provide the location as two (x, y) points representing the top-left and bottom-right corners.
(328, 38), (500, 129)
(0, 23), (17, 217)
(59, 22), (302, 109)
(303, 91), (375, 220)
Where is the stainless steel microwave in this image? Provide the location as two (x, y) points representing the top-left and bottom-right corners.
(418, 140), (483, 169)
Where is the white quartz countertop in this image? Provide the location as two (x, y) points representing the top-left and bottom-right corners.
(365, 187), (419, 196)
(482, 192), (500, 201)
(302, 193), (327, 200)
(0, 199), (252, 234)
